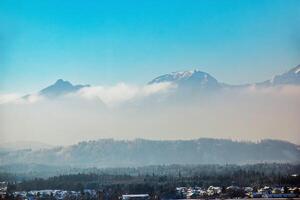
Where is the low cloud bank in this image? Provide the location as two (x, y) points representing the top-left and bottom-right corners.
(76, 82), (176, 106)
(0, 84), (300, 145)
(0, 93), (20, 104)
(0, 82), (176, 106)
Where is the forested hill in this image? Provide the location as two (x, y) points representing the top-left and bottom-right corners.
(2, 163), (300, 191)
(0, 138), (299, 168)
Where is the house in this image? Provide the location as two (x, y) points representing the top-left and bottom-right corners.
(122, 194), (150, 200)
(0, 182), (7, 199)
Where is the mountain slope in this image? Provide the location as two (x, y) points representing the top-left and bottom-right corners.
(257, 65), (300, 86)
(39, 79), (90, 98)
(1, 138), (299, 167)
(149, 65), (300, 90)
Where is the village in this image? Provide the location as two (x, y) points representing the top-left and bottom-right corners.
(1, 181), (300, 200)
(174, 185), (299, 199)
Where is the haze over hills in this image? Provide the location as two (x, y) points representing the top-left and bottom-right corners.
(0, 66), (300, 171)
(0, 141), (53, 151)
(1, 1), (300, 190)
(0, 138), (299, 168)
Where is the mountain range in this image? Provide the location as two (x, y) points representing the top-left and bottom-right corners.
(32, 64), (300, 98)
(2, 65), (300, 168)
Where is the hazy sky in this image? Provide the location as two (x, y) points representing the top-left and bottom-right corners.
(0, 0), (300, 145)
(0, 0), (300, 93)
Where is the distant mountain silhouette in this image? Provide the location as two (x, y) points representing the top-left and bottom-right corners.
(257, 64), (300, 86)
(149, 64), (300, 90)
(39, 79), (90, 98)
(22, 64), (300, 99)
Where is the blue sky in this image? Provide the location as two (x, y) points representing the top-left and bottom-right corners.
(0, 0), (299, 93)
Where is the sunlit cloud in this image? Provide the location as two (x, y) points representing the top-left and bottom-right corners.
(77, 82), (176, 106)
(0, 93), (20, 104)
(0, 82), (176, 106)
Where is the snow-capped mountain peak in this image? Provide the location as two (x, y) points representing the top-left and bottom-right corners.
(21, 64), (300, 101)
(149, 69), (216, 83)
(169, 69), (202, 79)
(148, 69), (221, 91)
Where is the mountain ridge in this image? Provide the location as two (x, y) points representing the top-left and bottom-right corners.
(256, 64), (300, 86)
(1, 138), (299, 168)
(35, 64), (300, 98)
